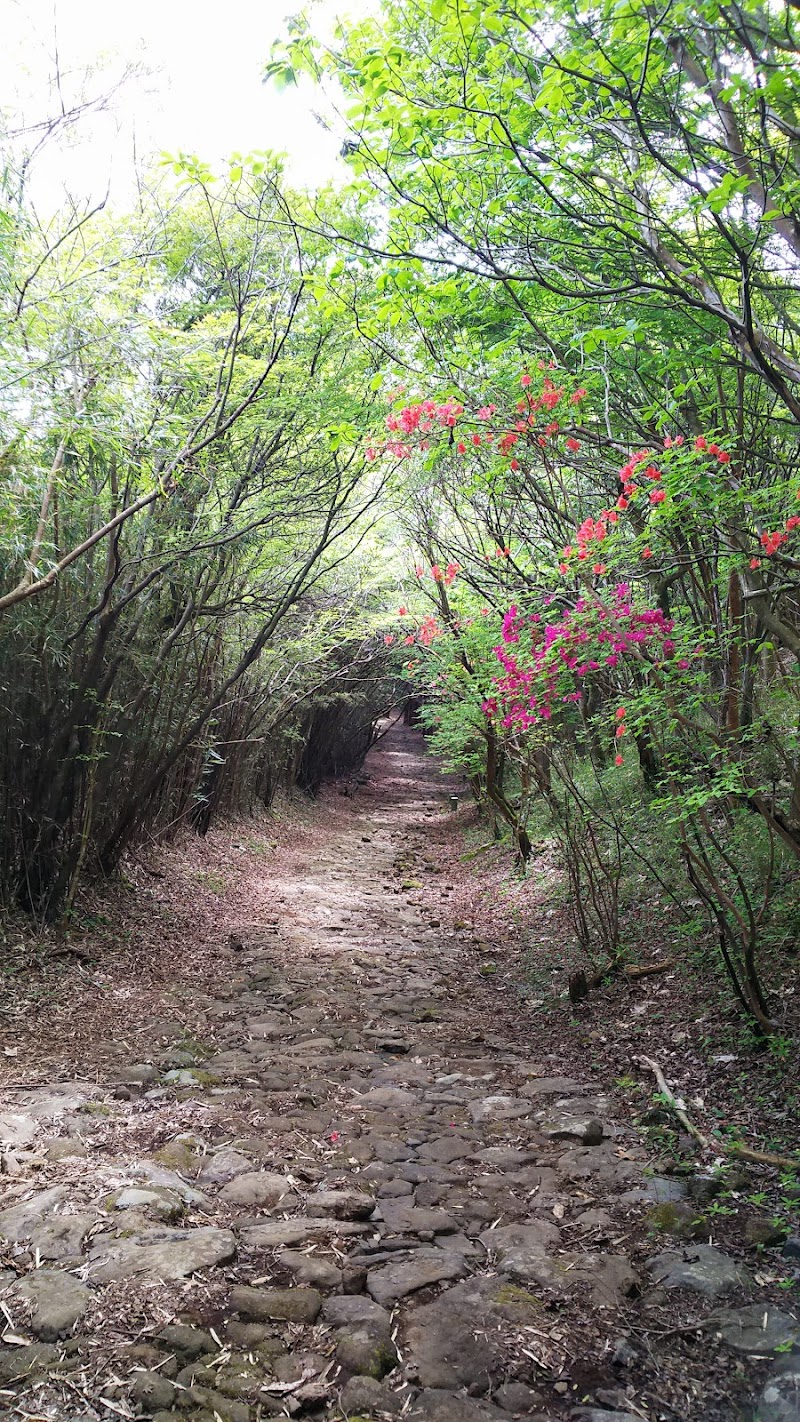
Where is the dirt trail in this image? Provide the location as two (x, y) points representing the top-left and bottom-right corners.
(0, 723), (796, 1422)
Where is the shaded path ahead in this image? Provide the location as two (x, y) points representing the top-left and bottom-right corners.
(0, 722), (795, 1422)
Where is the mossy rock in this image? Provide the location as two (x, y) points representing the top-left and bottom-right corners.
(491, 1282), (541, 1317)
(647, 1201), (704, 1239)
(153, 1140), (199, 1174)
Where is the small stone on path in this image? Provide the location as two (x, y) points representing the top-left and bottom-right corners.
(648, 1243), (749, 1298)
(15, 1269), (91, 1340)
(707, 1304), (800, 1355)
(229, 1284), (322, 1323)
(366, 1249), (468, 1305)
(88, 1226), (235, 1281)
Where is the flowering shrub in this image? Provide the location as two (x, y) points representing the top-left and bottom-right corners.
(382, 362), (800, 1035)
(487, 587), (681, 746)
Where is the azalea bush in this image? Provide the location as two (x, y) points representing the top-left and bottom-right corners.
(377, 369), (800, 1033)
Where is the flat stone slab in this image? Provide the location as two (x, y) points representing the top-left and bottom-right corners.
(354, 1086), (420, 1111)
(539, 1114), (604, 1145)
(707, 1305), (800, 1356)
(474, 1147), (538, 1170)
(124, 1160), (209, 1206)
(305, 1189), (376, 1220)
(88, 1226), (235, 1281)
(15, 1269), (92, 1340)
(16, 1084), (100, 1119)
(219, 1172), (292, 1208)
(366, 1249), (469, 1305)
(0, 1187), (95, 1260)
(323, 1295), (391, 1329)
(481, 1224), (638, 1305)
(405, 1277), (536, 1394)
(479, 1220), (562, 1269)
(518, 1077), (589, 1097)
(0, 1113), (40, 1148)
(197, 1148), (253, 1184)
(408, 1390), (510, 1421)
(378, 1201), (456, 1235)
(648, 1244), (749, 1298)
(239, 1218), (371, 1248)
(468, 1095), (535, 1124)
(229, 1284), (321, 1323)
(278, 1249), (342, 1290)
(417, 1136), (477, 1164)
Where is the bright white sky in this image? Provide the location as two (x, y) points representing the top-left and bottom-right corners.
(2, 0), (373, 209)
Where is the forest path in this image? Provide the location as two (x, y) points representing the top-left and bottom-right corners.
(0, 723), (793, 1422)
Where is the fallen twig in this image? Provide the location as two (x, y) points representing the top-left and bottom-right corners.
(639, 1055), (799, 1172)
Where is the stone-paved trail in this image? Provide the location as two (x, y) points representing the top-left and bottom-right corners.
(1, 724), (797, 1422)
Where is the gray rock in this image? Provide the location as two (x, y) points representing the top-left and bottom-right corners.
(43, 1137), (89, 1161)
(409, 1390), (511, 1421)
(0, 1343), (60, 1381)
(278, 1249), (341, 1290)
(648, 1244), (748, 1298)
(197, 1148), (253, 1184)
(271, 1349), (328, 1382)
(157, 1324), (215, 1357)
(367, 1249), (468, 1305)
(355, 1086), (420, 1110)
(115, 1063), (159, 1085)
(576, 1208), (612, 1231)
(468, 1096), (534, 1124)
(0, 1185), (95, 1260)
(378, 1201), (456, 1235)
(431, 1229), (479, 1256)
(494, 1381), (545, 1412)
(707, 1304), (800, 1355)
(784, 1238), (800, 1261)
(229, 1285), (321, 1323)
(482, 1223), (638, 1306)
(518, 1076), (588, 1097)
(125, 1159), (209, 1206)
(110, 1186), (184, 1221)
(339, 1374), (403, 1415)
(0, 1113), (40, 1148)
(88, 1226), (235, 1281)
(757, 1358), (800, 1421)
(479, 1220), (561, 1273)
(368, 1136), (418, 1162)
(15, 1269), (91, 1340)
(219, 1171), (292, 1208)
(556, 1142), (643, 1186)
(570, 1412), (642, 1422)
(405, 1288), (499, 1392)
(417, 1136), (476, 1164)
(185, 1385), (250, 1421)
(239, 1218), (370, 1248)
(474, 1147), (537, 1169)
(305, 1189), (375, 1220)
(130, 1370), (177, 1410)
(335, 1323), (398, 1378)
(18, 1083), (100, 1120)
(540, 1115), (604, 1145)
(620, 1176), (688, 1205)
(746, 1216), (790, 1248)
(163, 1068), (207, 1087)
(323, 1295), (391, 1329)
